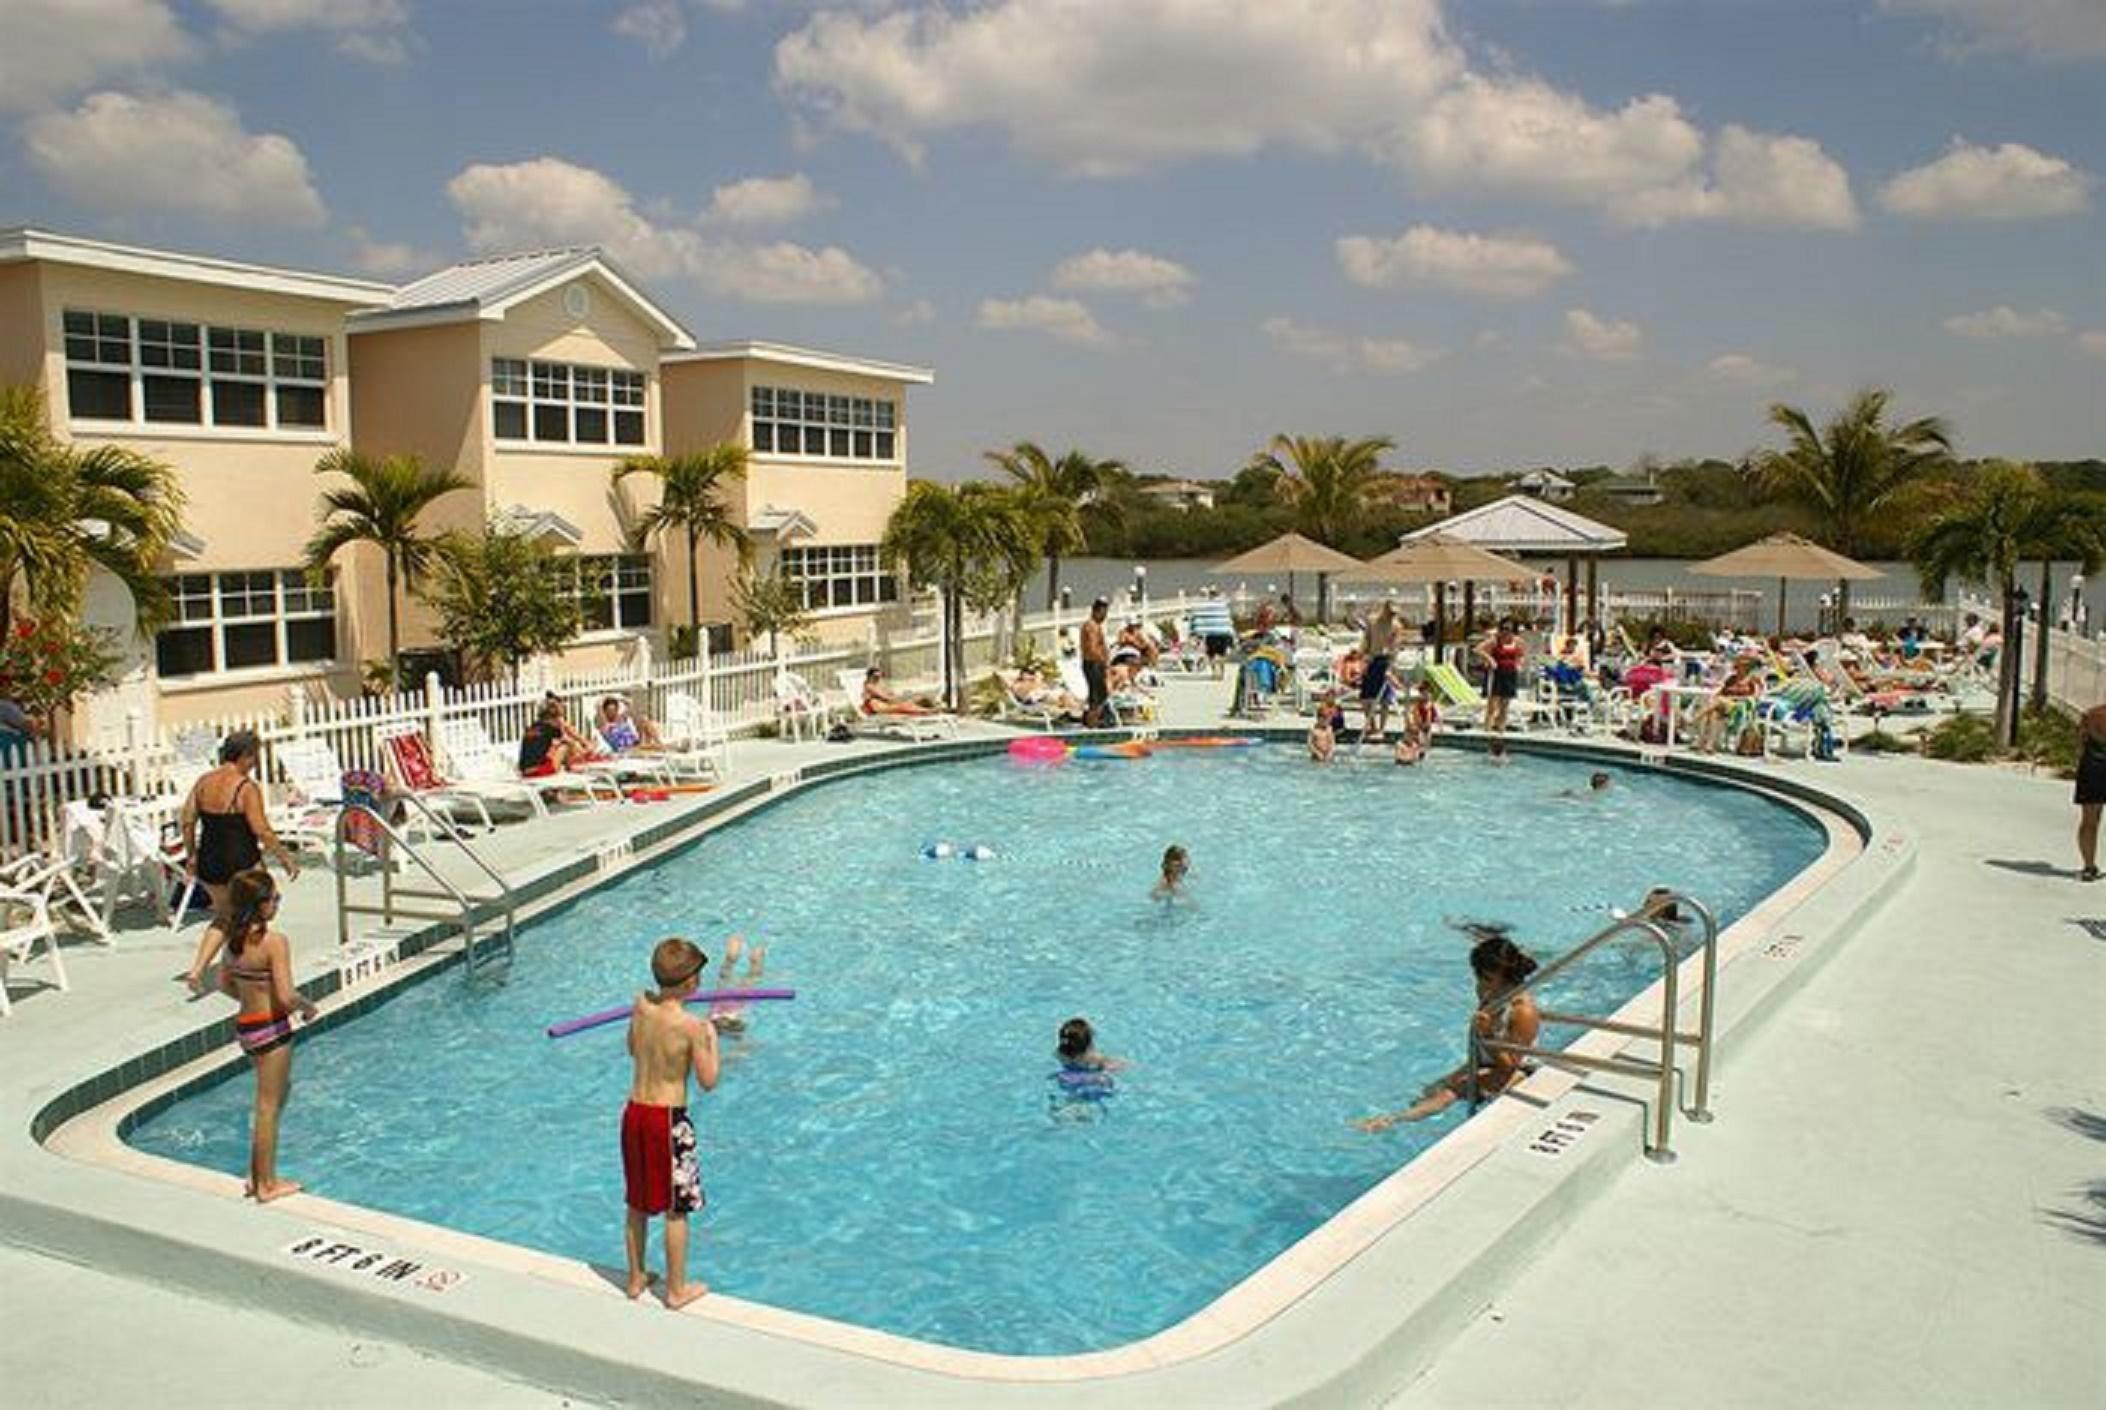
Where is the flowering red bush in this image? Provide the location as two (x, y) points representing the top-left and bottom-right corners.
(0, 616), (120, 718)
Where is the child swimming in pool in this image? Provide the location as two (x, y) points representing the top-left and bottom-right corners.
(1309, 692), (1341, 763)
(707, 933), (769, 1033)
(1355, 930), (1541, 1131)
(1152, 845), (1190, 901)
(1057, 1016), (1126, 1072)
(621, 937), (719, 1309)
(1393, 731), (1424, 766)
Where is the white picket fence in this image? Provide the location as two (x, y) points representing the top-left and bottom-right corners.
(2042, 628), (2106, 714)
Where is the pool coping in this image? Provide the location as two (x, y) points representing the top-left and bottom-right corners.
(10, 730), (1914, 1407)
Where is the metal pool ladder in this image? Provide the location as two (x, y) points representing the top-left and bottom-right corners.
(1469, 890), (1719, 1164)
(334, 793), (517, 981)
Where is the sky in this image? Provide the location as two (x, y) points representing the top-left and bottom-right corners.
(2, 0), (2101, 480)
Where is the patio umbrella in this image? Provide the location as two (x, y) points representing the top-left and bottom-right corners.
(1688, 532), (1883, 637)
(1210, 532), (1363, 622)
(1342, 535), (1534, 648)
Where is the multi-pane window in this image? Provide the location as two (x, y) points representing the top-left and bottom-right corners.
(153, 569), (337, 678)
(568, 554), (653, 631)
(62, 310), (327, 430)
(750, 387), (896, 461)
(780, 544), (899, 611)
(491, 357), (646, 447)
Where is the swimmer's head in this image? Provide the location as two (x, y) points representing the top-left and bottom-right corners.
(650, 936), (708, 991)
(1161, 845), (1189, 878)
(1058, 1017), (1094, 1061)
(1469, 933), (1538, 989)
(1590, 772), (1611, 791)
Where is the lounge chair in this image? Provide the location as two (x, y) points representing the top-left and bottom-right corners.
(833, 670), (958, 742)
(658, 692), (730, 780)
(774, 672), (829, 743)
(0, 860), (70, 1016)
(376, 723), (537, 821)
(1059, 655), (1158, 727)
(995, 670), (1080, 730)
(1423, 660), (1487, 725)
(437, 718), (622, 811)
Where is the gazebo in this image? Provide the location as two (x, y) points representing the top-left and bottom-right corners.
(1402, 495), (1627, 635)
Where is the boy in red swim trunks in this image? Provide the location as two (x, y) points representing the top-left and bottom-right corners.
(621, 937), (720, 1308)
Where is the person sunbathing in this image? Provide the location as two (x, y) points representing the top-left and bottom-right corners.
(597, 695), (664, 752)
(1010, 668), (1084, 721)
(862, 667), (941, 716)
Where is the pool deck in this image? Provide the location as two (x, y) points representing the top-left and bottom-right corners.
(2, 680), (2099, 1407)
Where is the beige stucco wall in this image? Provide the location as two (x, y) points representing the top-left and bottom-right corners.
(0, 263), (45, 389)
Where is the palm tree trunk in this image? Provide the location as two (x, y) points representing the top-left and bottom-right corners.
(385, 553), (402, 692)
(1045, 552), (1062, 612)
(1836, 576), (1852, 627)
(686, 525), (702, 644)
(1995, 576), (2020, 748)
(2031, 560), (2054, 716)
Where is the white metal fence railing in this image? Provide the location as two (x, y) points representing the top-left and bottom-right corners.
(2042, 628), (2106, 714)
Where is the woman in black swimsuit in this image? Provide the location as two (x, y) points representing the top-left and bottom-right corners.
(2076, 703), (2106, 882)
(181, 730), (299, 991)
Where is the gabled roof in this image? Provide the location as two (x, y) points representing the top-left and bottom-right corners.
(751, 505), (818, 540)
(492, 505), (583, 546)
(1404, 494), (1627, 554)
(348, 247), (695, 350)
(664, 340), (933, 384)
(1514, 469), (1575, 488)
(0, 227), (393, 306)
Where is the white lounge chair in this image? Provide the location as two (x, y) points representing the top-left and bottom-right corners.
(774, 672), (828, 743)
(2, 845), (112, 947)
(1057, 655), (1157, 727)
(0, 861), (69, 1017)
(833, 670), (958, 742)
(438, 718), (622, 811)
(660, 692), (730, 780)
(374, 723), (526, 827)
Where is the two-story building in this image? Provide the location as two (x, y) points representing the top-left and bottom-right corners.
(0, 228), (933, 736)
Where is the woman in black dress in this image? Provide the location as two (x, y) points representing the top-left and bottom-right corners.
(181, 730), (300, 990)
(2077, 704), (2106, 882)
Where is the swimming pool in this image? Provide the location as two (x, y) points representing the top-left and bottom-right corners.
(127, 746), (1826, 1355)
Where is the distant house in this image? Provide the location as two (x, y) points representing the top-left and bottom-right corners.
(1370, 473), (1453, 516)
(1136, 478), (1217, 511)
(1595, 470), (1665, 507)
(1514, 469), (1576, 502)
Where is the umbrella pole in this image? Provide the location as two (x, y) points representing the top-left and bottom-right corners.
(1566, 555), (1579, 637)
(1462, 581), (1476, 651)
(1777, 576), (1787, 639)
(1586, 558), (1598, 634)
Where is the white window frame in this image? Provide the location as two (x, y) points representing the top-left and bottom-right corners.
(780, 543), (899, 614)
(568, 553), (655, 634)
(750, 385), (898, 464)
(491, 357), (648, 448)
(153, 567), (338, 680)
(63, 309), (329, 433)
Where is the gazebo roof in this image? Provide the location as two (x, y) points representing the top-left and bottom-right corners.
(1404, 494), (1626, 555)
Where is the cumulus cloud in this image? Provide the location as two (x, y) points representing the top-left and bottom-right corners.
(976, 296), (1116, 347)
(2078, 332), (2106, 360)
(446, 156), (883, 304)
(1261, 316), (1444, 375)
(204, 0), (413, 63)
(775, 0), (1463, 177)
(1877, 0), (2106, 63)
(1336, 225), (1572, 298)
(701, 173), (832, 227)
(1617, 125), (1860, 230)
(1561, 308), (1643, 363)
(1880, 139), (2091, 220)
(612, 0), (686, 58)
(1401, 75), (1702, 205)
(1051, 248), (1195, 307)
(346, 226), (439, 277)
(27, 90), (326, 226)
(1941, 306), (2070, 338)
(0, 0), (192, 113)
(1706, 353), (1796, 387)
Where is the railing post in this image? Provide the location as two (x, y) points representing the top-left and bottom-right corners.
(424, 671), (444, 755)
(287, 684), (308, 740)
(124, 707), (147, 800)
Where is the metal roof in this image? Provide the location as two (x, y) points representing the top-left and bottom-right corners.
(1403, 494), (1627, 554)
(0, 227), (393, 305)
(664, 340), (933, 384)
(348, 247), (695, 349)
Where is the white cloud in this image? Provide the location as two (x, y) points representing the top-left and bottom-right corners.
(1561, 308), (1643, 362)
(1618, 125), (1860, 230)
(612, 0), (686, 58)
(1401, 75), (1703, 206)
(204, 0), (413, 63)
(701, 173), (832, 227)
(2077, 332), (2106, 360)
(1051, 248), (1195, 308)
(1877, 0), (2106, 63)
(0, 0), (192, 113)
(1706, 353), (1796, 387)
(1941, 306), (2070, 338)
(1261, 316), (1444, 375)
(1880, 139), (2091, 220)
(776, 0), (1463, 177)
(346, 227), (438, 277)
(1336, 225), (1572, 298)
(26, 90), (325, 226)
(977, 296), (1116, 347)
(445, 157), (883, 304)
(893, 298), (936, 326)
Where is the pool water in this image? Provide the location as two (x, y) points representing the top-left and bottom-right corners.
(129, 747), (1825, 1355)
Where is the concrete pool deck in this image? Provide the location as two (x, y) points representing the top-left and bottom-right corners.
(2, 682), (2098, 1406)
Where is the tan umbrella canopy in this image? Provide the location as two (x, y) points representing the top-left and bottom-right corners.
(1210, 532), (1363, 621)
(1342, 534), (1535, 646)
(1689, 532), (1883, 636)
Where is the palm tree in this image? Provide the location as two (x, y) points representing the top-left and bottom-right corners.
(1756, 389), (1952, 619)
(1245, 433), (1394, 619)
(304, 450), (474, 690)
(612, 445), (752, 651)
(881, 481), (1035, 709)
(2022, 492), (2105, 715)
(1908, 460), (2042, 747)
(0, 383), (184, 635)
(984, 441), (1126, 609)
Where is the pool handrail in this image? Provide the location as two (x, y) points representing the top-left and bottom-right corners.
(333, 792), (517, 978)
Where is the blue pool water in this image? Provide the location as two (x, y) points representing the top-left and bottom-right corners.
(129, 747), (1826, 1354)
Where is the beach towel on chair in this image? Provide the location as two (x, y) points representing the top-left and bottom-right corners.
(388, 732), (445, 791)
(340, 768), (387, 856)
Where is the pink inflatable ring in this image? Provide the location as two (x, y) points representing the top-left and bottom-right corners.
(1007, 736), (1069, 763)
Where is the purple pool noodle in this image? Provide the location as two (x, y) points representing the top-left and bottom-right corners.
(545, 988), (796, 1039)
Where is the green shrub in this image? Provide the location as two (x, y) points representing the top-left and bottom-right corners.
(1619, 615), (1718, 650)
(2015, 706), (2080, 777)
(1853, 727), (1919, 755)
(1922, 713), (1996, 762)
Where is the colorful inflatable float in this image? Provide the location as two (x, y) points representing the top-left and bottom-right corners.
(1005, 735), (1263, 764)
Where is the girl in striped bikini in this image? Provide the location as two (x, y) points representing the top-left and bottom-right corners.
(217, 868), (317, 1203)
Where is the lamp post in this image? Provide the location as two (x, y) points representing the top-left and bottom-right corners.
(1134, 564), (1148, 620)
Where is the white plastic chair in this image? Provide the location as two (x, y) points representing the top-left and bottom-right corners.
(833, 670), (958, 741)
(660, 693), (730, 779)
(0, 862), (69, 1017)
(438, 718), (621, 811)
